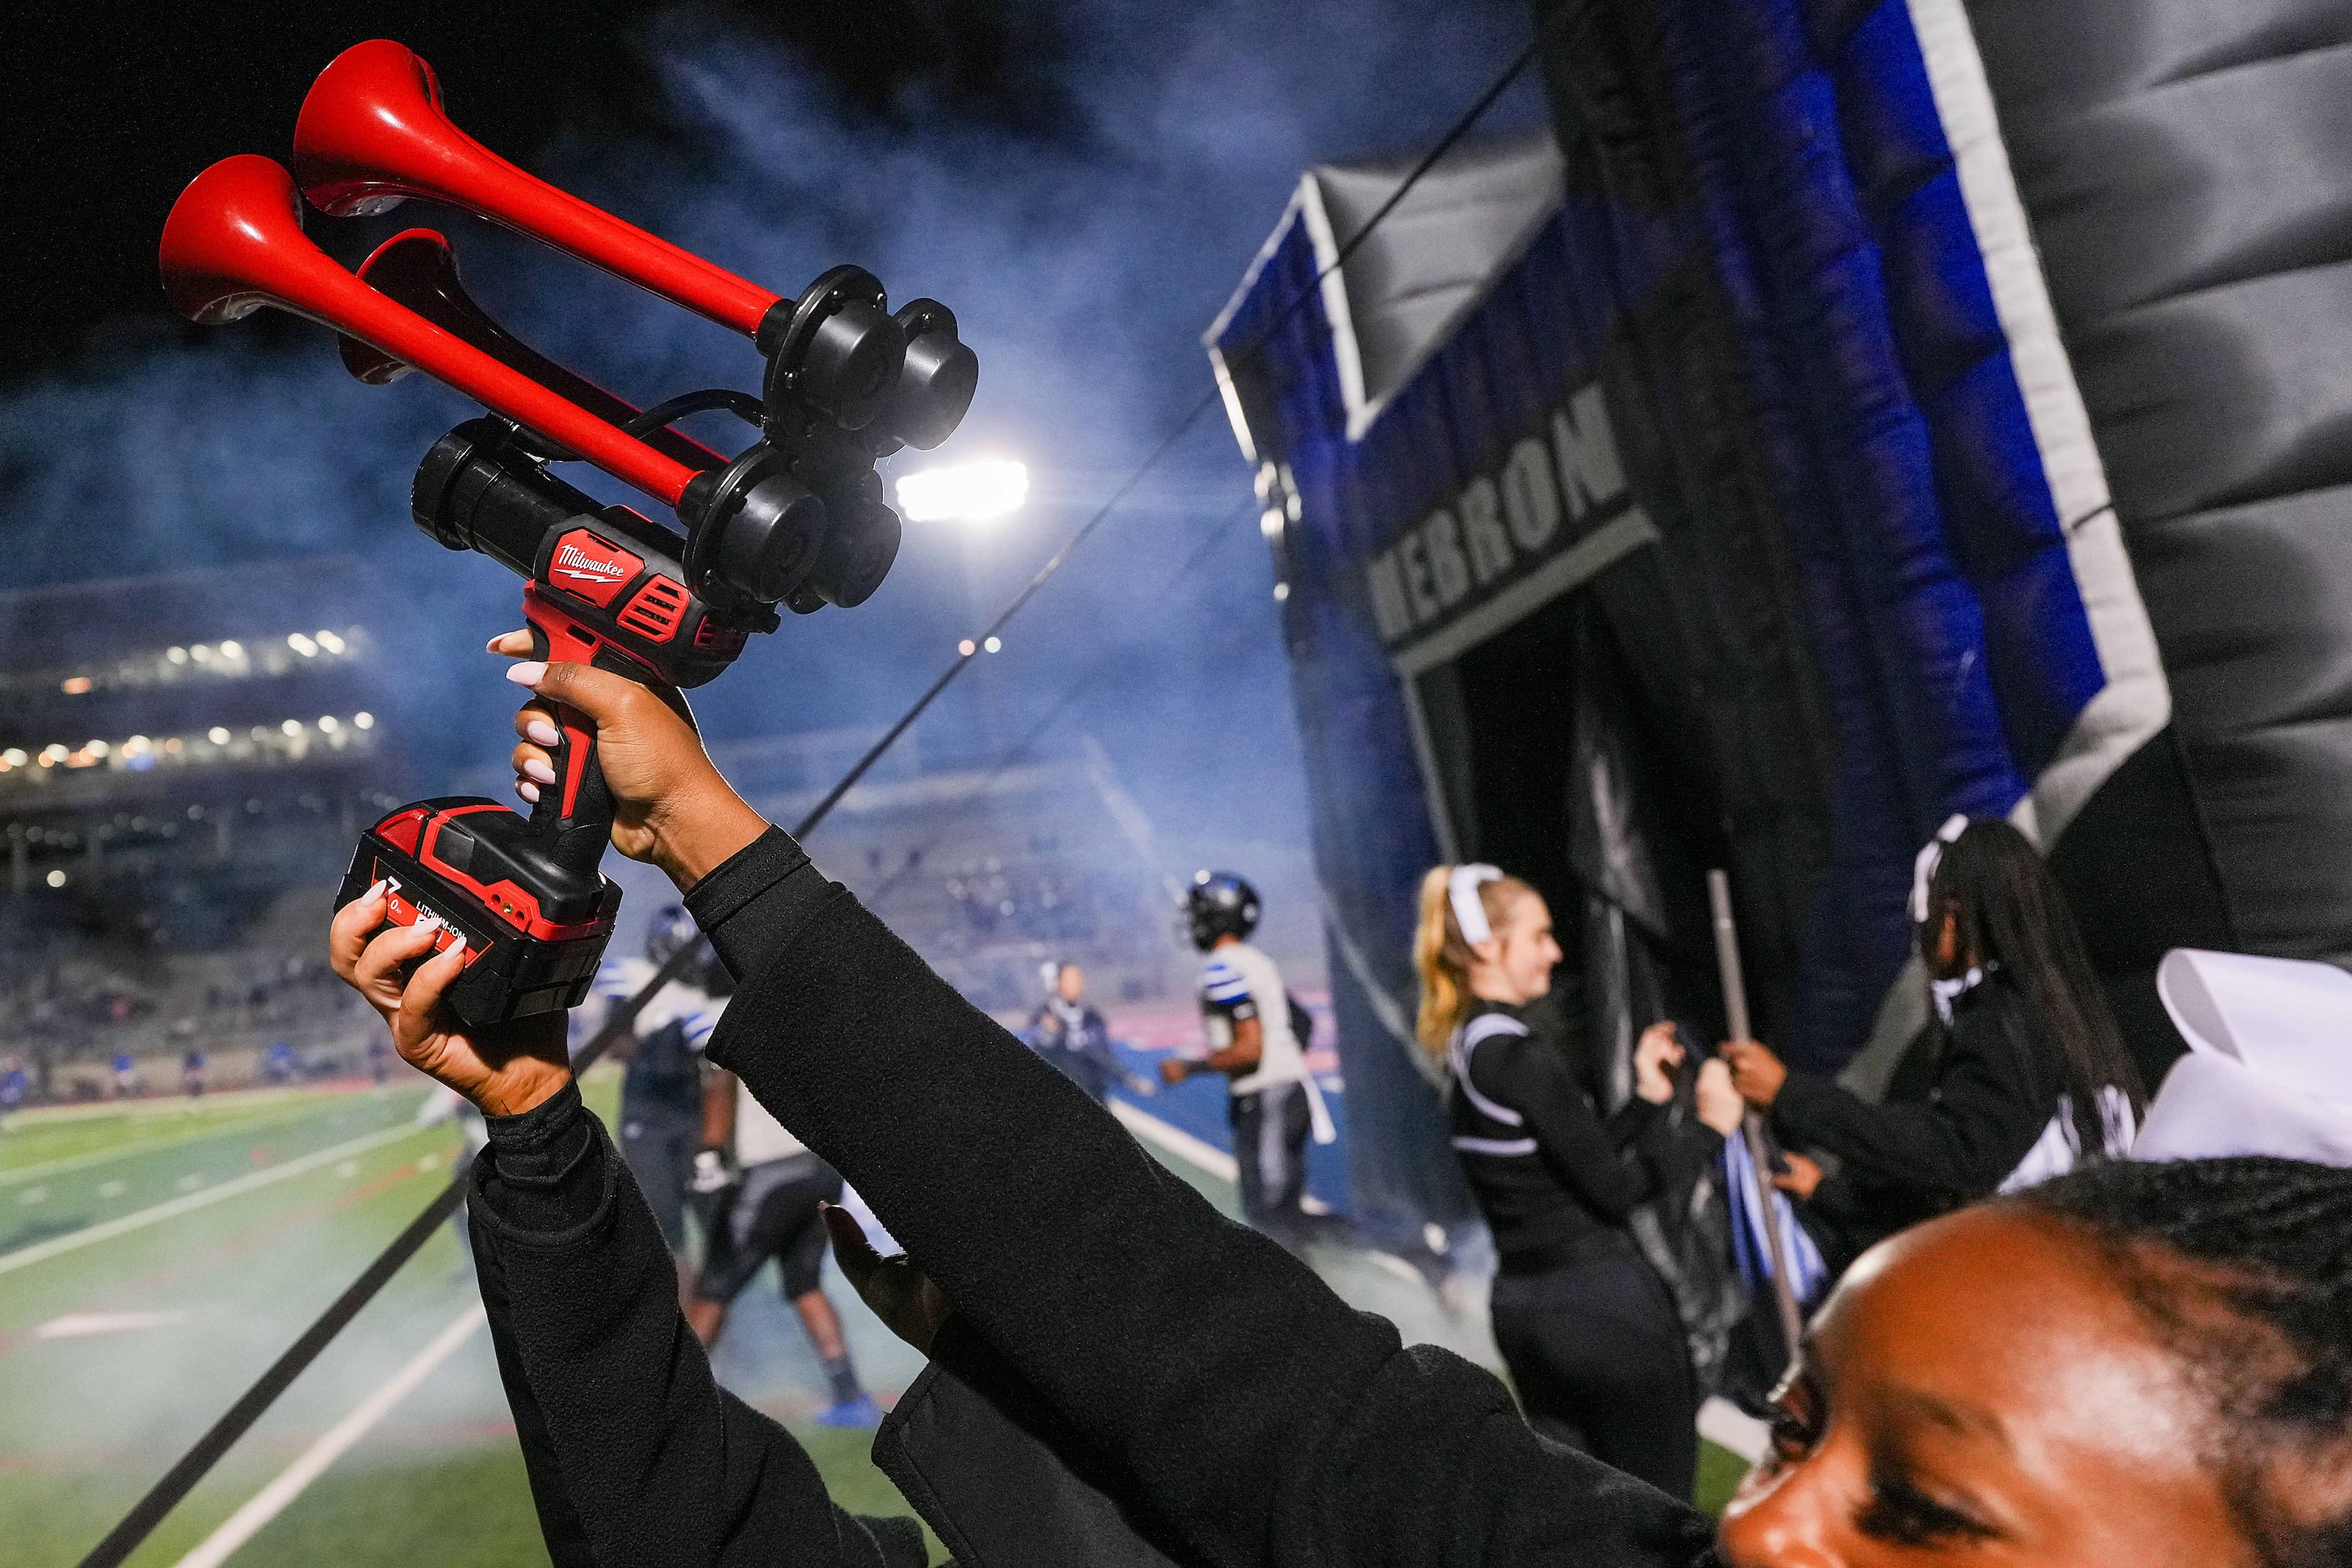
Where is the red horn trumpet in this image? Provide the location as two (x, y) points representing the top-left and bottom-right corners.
(152, 42), (979, 1030)
(341, 228), (731, 475)
(294, 40), (783, 342)
(159, 155), (700, 509)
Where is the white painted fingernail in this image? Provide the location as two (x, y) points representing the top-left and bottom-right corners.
(365, 878), (387, 899)
(507, 661), (548, 687)
(525, 719), (560, 746)
(522, 758), (557, 785)
(517, 780), (540, 804)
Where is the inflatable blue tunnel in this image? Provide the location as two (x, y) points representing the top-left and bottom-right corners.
(1207, 0), (2352, 1248)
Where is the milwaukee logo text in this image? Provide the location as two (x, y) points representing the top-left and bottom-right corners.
(555, 544), (628, 581)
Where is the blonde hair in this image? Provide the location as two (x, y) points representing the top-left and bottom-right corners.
(1413, 866), (1535, 1055)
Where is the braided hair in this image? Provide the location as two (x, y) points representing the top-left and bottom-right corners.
(2014, 1157), (2352, 1568)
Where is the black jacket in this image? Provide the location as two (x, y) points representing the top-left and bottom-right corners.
(1448, 1000), (1722, 1276)
(1772, 971), (2066, 1270)
(467, 827), (1718, 1566)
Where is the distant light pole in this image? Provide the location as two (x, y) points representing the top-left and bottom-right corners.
(896, 461), (1029, 751)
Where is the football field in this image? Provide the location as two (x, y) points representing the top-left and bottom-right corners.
(0, 1071), (937, 1567)
(0, 1070), (1743, 1566)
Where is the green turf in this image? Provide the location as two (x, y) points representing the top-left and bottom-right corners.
(3, 1070), (1728, 1565)
(164, 1425), (947, 1567)
(0, 1091), (335, 1179)
(0, 1069), (946, 1567)
(1695, 1439), (1749, 1516)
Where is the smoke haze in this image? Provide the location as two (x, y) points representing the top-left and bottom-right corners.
(0, 0), (1545, 886)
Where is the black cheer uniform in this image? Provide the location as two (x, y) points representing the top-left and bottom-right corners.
(466, 828), (1719, 1566)
(1448, 1000), (1722, 1500)
(1771, 967), (2073, 1276)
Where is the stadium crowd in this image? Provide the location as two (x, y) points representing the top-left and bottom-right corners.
(0, 944), (366, 1103)
(318, 650), (2352, 1567)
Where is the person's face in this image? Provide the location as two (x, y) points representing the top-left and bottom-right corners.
(1718, 1208), (2251, 1567)
(1477, 891), (1560, 1005)
(1056, 964), (1085, 1002)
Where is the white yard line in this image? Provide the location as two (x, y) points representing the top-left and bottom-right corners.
(0, 1122), (425, 1278)
(36, 1308), (188, 1339)
(0, 1094), (403, 1188)
(0, 1115), (297, 1189)
(1699, 1395), (1769, 1464)
(1109, 1098), (1237, 1181)
(0, 1085), (313, 1127)
(170, 1303), (487, 1568)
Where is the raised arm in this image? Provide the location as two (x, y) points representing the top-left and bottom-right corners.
(1757, 1004), (2059, 1195)
(328, 892), (930, 1568)
(495, 655), (1718, 1568)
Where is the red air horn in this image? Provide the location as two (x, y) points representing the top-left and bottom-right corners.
(340, 228), (731, 477)
(295, 39), (782, 341)
(154, 40), (980, 1026)
(160, 156), (703, 509)
(291, 40), (974, 450)
(163, 39), (978, 615)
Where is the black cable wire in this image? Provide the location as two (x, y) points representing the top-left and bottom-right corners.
(862, 500), (1262, 913)
(73, 1180), (469, 1568)
(75, 25), (1559, 1564)
(617, 387), (766, 440)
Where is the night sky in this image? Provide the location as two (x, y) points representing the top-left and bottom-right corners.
(0, 0), (1544, 859)
(3, 2), (1070, 381)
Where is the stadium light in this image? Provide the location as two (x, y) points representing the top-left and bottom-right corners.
(208, 727), (230, 745)
(354, 711), (374, 730)
(288, 633), (318, 656)
(316, 630), (346, 655)
(895, 459), (1028, 524)
(45, 870), (64, 888)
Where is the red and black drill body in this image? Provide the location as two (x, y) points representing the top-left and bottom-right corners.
(335, 417), (754, 1025)
(163, 39), (978, 1030)
(321, 232), (971, 1034)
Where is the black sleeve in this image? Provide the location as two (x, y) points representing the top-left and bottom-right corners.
(1468, 1035), (1715, 1224)
(468, 1080), (933, 1568)
(1771, 991), (2061, 1196)
(693, 829), (1715, 1568)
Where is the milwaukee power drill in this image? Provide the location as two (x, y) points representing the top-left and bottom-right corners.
(158, 39), (979, 1028)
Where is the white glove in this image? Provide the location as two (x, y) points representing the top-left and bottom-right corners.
(690, 1148), (732, 1196)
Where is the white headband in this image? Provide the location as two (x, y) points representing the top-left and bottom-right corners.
(1449, 863), (1504, 947)
(1908, 813), (1970, 923)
